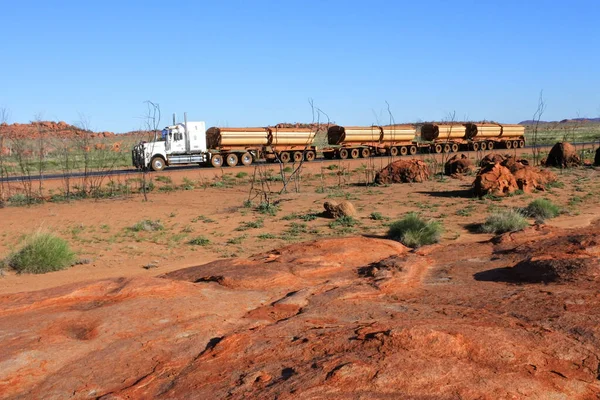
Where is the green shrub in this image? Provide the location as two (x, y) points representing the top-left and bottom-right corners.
(6, 232), (75, 274)
(480, 209), (528, 234)
(129, 219), (164, 232)
(369, 212), (386, 221)
(329, 216), (357, 229)
(388, 213), (443, 248)
(236, 219), (264, 231)
(257, 202), (279, 216)
(524, 198), (560, 220)
(235, 172), (248, 179)
(188, 236), (210, 246)
(257, 233), (277, 240)
(155, 175), (172, 184)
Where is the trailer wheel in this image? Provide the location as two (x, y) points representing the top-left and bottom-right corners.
(211, 154), (223, 168)
(241, 152), (253, 166)
(280, 152), (291, 163)
(305, 151), (316, 161)
(519, 140), (525, 148)
(472, 142), (479, 151)
(225, 153), (238, 167)
(434, 144), (442, 154)
(350, 148), (360, 159)
(339, 148), (349, 159)
(451, 143), (459, 152)
(150, 156), (165, 171)
(480, 142), (487, 151)
(409, 145), (418, 155)
(293, 151), (303, 162)
(513, 140), (519, 149)
(360, 148), (370, 158)
(390, 147), (399, 156)
(400, 146), (408, 156)
(443, 144), (451, 153)
(506, 140), (512, 149)
(487, 141), (494, 150)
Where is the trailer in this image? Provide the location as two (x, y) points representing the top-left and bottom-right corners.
(420, 123), (525, 152)
(322, 125), (422, 159)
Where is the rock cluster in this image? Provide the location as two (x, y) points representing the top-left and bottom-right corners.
(323, 200), (356, 218)
(544, 142), (581, 168)
(375, 159), (430, 184)
(444, 154), (473, 177)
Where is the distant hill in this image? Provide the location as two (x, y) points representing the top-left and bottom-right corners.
(519, 118), (600, 125)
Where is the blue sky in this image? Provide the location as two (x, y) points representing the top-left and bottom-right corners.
(1, 0), (599, 132)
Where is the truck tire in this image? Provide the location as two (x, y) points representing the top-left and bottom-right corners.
(360, 148), (370, 158)
(151, 157), (165, 171)
(293, 151), (303, 162)
(390, 147), (399, 156)
(487, 141), (494, 150)
(400, 146), (408, 156)
(211, 154), (223, 168)
(443, 144), (451, 153)
(409, 145), (418, 155)
(226, 153), (238, 167)
(241, 152), (253, 166)
(350, 148), (360, 159)
(434, 144), (443, 154)
(506, 140), (512, 149)
(472, 142), (479, 151)
(339, 148), (349, 159)
(280, 152), (291, 163)
(519, 140), (525, 148)
(480, 142), (487, 151)
(305, 151), (316, 161)
(451, 143), (459, 152)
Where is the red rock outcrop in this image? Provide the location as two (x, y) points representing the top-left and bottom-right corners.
(1, 226), (600, 399)
(374, 159), (430, 184)
(444, 154), (473, 176)
(544, 142), (582, 168)
(473, 163), (518, 196)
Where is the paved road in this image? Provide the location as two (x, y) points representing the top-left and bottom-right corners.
(1, 142), (597, 183)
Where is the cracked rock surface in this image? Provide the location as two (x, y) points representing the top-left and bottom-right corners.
(1, 226), (600, 399)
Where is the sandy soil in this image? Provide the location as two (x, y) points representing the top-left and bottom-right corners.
(1, 152), (599, 295)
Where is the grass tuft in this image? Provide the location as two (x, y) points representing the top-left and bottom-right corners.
(188, 236), (210, 246)
(523, 198), (560, 221)
(388, 213), (443, 248)
(480, 209), (528, 234)
(5, 232), (76, 274)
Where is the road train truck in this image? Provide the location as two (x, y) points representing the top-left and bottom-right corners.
(132, 114), (317, 171)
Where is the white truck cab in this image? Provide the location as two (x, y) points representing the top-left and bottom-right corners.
(132, 114), (208, 171)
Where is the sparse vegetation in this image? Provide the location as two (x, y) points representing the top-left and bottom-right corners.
(388, 213), (443, 248)
(236, 219), (264, 231)
(188, 236), (210, 246)
(4, 232), (76, 274)
(480, 209), (528, 234)
(369, 212), (387, 221)
(129, 219), (164, 232)
(257, 202), (279, 216)
(523, 198), (560, 220)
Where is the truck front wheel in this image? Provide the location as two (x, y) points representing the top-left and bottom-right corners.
(151, 157), (165, 171)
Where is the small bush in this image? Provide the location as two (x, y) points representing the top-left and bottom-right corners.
(257, 202), (279, 216)
(129, 219), (164, 232)
(480, 209), (528, 234)
(258, 233), (277, 240)
(524, 198), (560, 220)
(188, 236), (210, 246)
(155, 175), (172, 184)
(388, 213), (443, 248)
(329, 215), (357, 229)
(235, 172), (248, 179)
(236, 219), (264, 231)
(6, 232), (76, 274)
(456, 205), (476, 217)
(369, 212), (386, 221)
